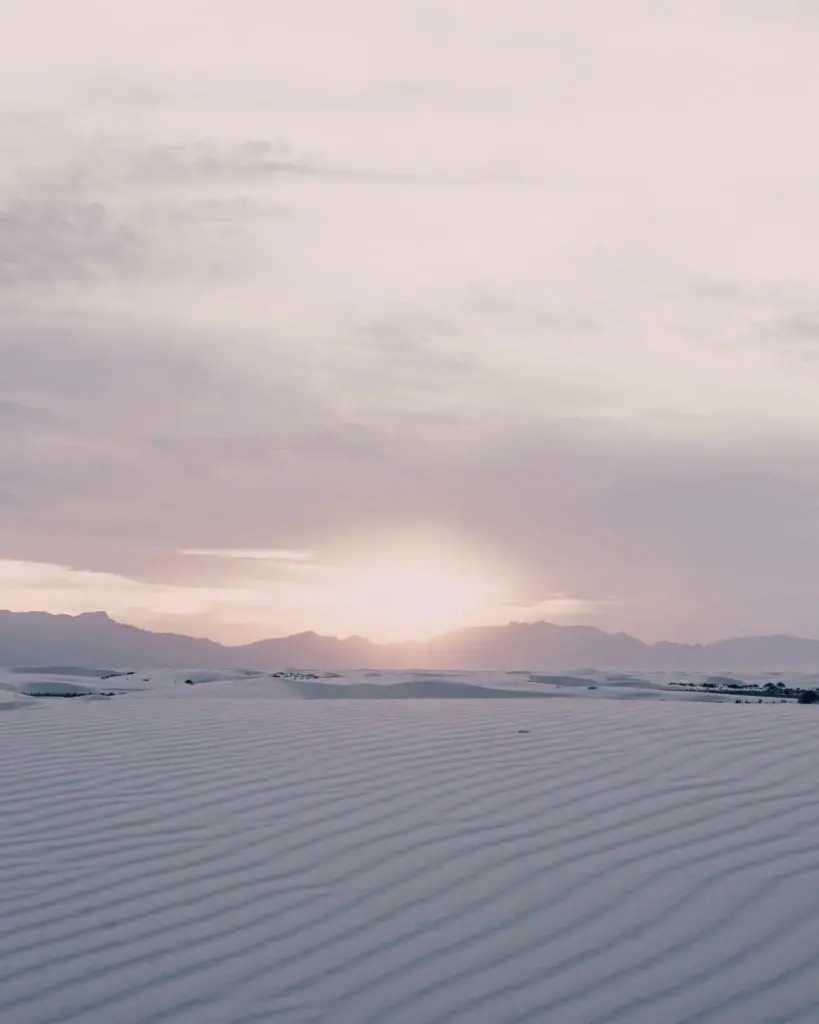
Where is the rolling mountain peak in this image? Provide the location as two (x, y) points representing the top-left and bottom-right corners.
(1, 609), (819, 671)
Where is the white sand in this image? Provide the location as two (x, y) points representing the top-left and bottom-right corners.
(2, 668), (818, 1023)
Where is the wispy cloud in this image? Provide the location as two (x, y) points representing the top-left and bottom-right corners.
(0, 199), (138, 283)
(182, 549), (316, 562)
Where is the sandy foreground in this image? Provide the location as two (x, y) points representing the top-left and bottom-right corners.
(2, 668), (819, 1024)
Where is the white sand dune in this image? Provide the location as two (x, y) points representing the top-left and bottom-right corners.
(2, 669), (819, 1023)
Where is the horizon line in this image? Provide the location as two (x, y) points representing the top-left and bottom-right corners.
(1, 607), (817, 649)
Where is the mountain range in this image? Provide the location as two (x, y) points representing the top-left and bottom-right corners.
(2, 609), (819, 671)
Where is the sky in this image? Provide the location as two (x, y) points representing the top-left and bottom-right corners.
(1, 0), (819, 644)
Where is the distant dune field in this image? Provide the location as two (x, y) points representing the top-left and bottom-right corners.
(2, 668), (819, 1023)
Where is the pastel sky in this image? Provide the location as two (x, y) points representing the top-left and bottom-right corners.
(2, 0), (819, 643)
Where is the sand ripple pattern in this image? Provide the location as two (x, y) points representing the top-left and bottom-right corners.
(3, 698), (819, 1023)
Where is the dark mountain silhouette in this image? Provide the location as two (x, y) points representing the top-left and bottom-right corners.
(2, 609), (819, 670)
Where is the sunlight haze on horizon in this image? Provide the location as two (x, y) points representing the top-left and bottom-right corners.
(2, 0), (819, 643)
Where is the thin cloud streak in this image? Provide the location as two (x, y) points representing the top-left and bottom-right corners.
(182, 549), (316, 561)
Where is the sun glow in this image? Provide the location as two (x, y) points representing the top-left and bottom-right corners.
(331, 548), (505, 642)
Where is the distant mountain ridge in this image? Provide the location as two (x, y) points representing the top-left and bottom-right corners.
(2, 609), (819, 670)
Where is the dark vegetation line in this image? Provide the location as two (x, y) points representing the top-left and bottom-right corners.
(670, 680), (819, 704)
